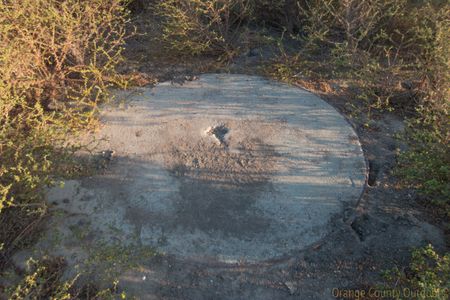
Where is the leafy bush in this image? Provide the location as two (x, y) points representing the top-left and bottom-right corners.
(8, 257), (76, 300)
(0, 0), (130, 211)
(383, 245), (450, 300)
(156, 0), (252, 57)
(0, 0), (130, 269)
(395, 3), (449, 211)
(0, 97), (62, 212)
(0, 0), (129, 116)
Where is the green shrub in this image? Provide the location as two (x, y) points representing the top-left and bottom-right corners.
(383, 245), (450, 300)
(9, 257), (76, 300)
(0, 0), (130, 213)
(0, 0), (131, 268)
(0, 0), (129, 117)
(395, 3), (449, 211)
(156, 0), (252, 57)
(0, 97), (61, 213)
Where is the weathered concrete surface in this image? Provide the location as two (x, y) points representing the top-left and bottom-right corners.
(13, 74), (367, 289)
(82, 73), (367, 261)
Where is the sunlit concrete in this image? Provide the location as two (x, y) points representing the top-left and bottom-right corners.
(45, 74), (366, 264)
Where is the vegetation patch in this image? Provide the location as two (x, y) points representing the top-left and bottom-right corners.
(156, 0), (253, 58)
(86, 242), (159, 282)
(382, 245), (450, 300)
(7, 256), (126, 299)
(0, 0), (132, 297)
(263, 0), (449, 214)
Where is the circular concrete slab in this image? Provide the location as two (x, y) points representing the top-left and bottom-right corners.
(48, 74), (366, 262)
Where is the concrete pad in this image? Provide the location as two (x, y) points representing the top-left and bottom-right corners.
(42, 74), (366, 267)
